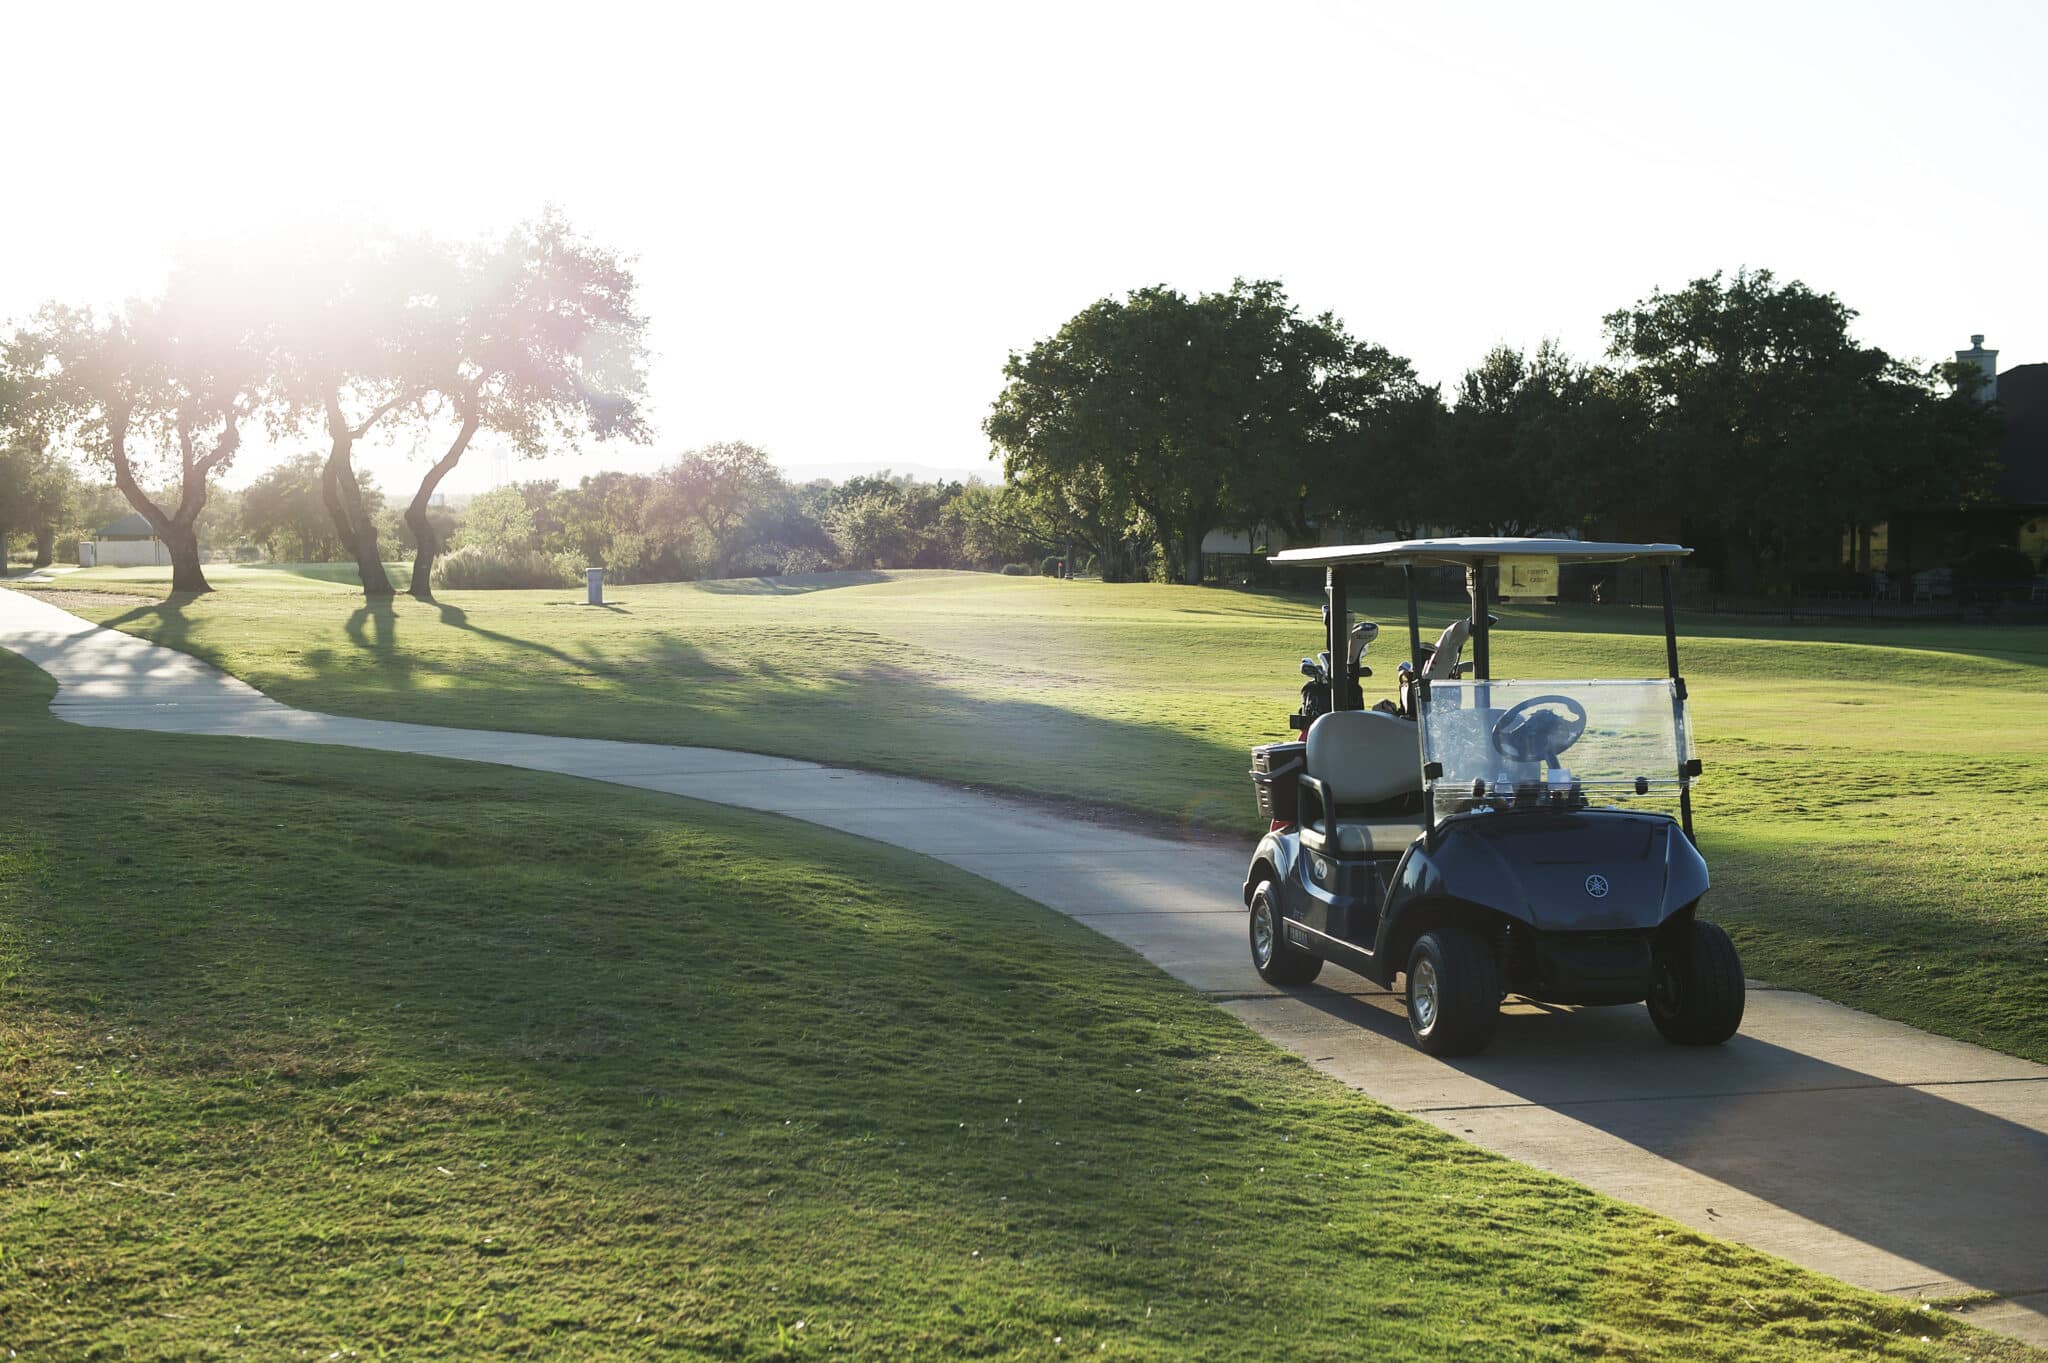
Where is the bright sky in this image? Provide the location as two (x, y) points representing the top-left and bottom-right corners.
(8, 0), (2043, 497)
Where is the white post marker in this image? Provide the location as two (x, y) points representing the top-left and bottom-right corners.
(586, 567), (605, 605)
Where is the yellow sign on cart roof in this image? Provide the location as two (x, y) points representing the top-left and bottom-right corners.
(1498, 554), (1559, 602)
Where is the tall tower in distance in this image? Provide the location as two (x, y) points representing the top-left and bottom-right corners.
(1955, 334), (1999, 401)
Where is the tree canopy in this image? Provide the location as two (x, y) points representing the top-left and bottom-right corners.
(1603, 268), (2000, 587)
(397, 210), (651, 600)
(988, 280), (1432, 582)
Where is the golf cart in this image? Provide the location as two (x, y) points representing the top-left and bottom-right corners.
(1244, 538), (1742, 1057)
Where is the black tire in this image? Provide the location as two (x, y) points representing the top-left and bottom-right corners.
(1249, 881), (1321, 987)
(1647, 919), (1746, 1045)
(1404, 928), (1501, 1057)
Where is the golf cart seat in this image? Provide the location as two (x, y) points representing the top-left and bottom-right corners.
(1301, 711), (1427, 855)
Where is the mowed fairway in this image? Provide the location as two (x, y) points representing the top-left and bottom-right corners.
(27, 565), (2048, 1065)
(3, 651), (2038, 1362)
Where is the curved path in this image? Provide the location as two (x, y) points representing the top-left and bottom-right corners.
(3, 585), (2045, 1346)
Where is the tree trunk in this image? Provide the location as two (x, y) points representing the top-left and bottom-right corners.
(1097, 529), (1124, 583)
(1181, 513), (1212, 586)
(321, 401), (395, 598)
(406, 410), (481, 602)
(32, 526), (54, 568)
(105, 408), (212, 595)
(162, 521), (209, 594)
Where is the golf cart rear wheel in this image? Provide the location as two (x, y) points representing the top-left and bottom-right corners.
(1249, 881), (1321, 987)
(1647, 919), (1746, 1045)
(1404, 928), (1501, 1057)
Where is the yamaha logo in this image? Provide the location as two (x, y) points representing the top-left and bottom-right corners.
(1585, 874), (1610, 899)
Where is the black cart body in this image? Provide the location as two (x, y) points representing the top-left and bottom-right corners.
(1242, 537), (1744, 1055)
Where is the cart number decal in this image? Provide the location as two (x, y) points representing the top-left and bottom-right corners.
(1584, 874), (1610, 898)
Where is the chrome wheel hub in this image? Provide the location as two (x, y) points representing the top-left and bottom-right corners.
(1252, 901), (1274, 965)
(1411, 957), (1440, 1031)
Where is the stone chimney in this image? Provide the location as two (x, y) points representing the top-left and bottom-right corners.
(1956, 333), (1999, 401)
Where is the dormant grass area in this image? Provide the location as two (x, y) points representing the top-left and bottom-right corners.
(20, 565), (2048, 1064)
(0, 651), (2031, 1361)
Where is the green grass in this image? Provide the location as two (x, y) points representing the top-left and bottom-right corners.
(17, 566), (2048, 1064)
(0, 650), (2031, 1361)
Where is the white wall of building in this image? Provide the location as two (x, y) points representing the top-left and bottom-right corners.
(83, 538), (171, 567)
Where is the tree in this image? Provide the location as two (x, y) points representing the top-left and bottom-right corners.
(269, 228), (448, 598)
(459, 485), (538, 555)
(655, 441), (782, 576)
(0, 435), (89, 566)
(240, 452), (370, 562)
(1422, 342), (1590, 536)
(825, 489), (910, 568)
(10, 281), (261, 593)
(546, 470), (693, 583)
(989, 280), (1408, 583)
(400, 211), (650, 601)
(1604, 268), (2000, 588)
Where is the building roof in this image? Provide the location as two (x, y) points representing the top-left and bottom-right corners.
(95, 512), (159, 539)
(1269, 537), (1691, 569)
(1994, 364), (2048, 507)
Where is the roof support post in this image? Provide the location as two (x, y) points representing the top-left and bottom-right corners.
(1467, 561), (1490, 681)
(1661, 563), (1696, 842)
(1404, 565), (1424, 673)
(1326, 565), (1350, 711)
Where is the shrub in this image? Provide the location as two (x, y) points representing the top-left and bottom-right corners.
(432, 546), (580, 591)
(1040, 556), (1063, 577)
(1951, 545), (2038, 590)
(780, 546), (829, 576)
(603, 532), (693, 584)
(1000, 562), (1033, 576)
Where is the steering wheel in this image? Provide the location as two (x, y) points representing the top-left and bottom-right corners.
(1489, 694), (1588, 764)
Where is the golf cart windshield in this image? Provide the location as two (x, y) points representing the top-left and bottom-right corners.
(1418, 679), (1697, 817)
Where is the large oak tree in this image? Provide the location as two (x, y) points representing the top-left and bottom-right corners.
(269, 230), (449, 598)
(1604, 268), (2000, 588)
(401, 211), (649, 601)
(989, 280), (1420, 583)
(10, 279), (262, 593)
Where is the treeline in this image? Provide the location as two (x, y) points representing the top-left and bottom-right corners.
(4, 223), (2005, 597)
(203, 442), (1074, 584)
(988, 271), (2003, 590)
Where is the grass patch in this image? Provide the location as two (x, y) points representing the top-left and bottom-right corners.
(0, 649), (2032, 1360)
(18, 566), (2048, 1063)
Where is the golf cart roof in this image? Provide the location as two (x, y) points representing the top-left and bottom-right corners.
(1270, 537), (1691, 568)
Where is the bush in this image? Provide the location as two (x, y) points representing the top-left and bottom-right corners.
(780, 546), (829, 576)
(1040, 556), (1063, 577)
(1951, 544), (2038, 591)
(432, 546), (580, 591)
(603, 532), (693, 584)
(1000, 562), (1033, 576)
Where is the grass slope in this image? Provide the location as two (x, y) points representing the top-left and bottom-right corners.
(0, 651), (2030, 1361)
(19, 566), (2048, 1064)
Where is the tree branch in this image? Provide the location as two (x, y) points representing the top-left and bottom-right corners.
(104, 401), (172, 537)
(346, 391), (417, 441)
(195, 413), (241, 475)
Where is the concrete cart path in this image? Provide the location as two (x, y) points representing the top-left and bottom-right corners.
(3, 587), (2044, 1347)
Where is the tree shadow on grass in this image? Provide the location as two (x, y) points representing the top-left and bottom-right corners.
(0, 675), (1540, 1354)
(94, 594), (213, 671)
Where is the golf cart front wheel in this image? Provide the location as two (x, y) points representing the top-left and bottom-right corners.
(1404, 928), (1501, 1057)
(1249, 882), (1321, 987)
(1647, 919), (1746, 1045)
